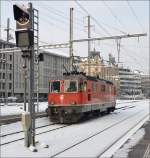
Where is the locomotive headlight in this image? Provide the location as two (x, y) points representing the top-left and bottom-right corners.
(71, 101), (76, 105)
(50, 101), (54, 105)
(60, 95), (64, 100)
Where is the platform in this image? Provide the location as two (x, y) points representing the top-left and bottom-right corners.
(128, 120), (150, 158)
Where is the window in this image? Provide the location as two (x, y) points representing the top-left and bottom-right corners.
(3, 54), (5, 59)
(10, 64), (12, 70)
(2, 83), (5, 89)
(92, 82), (97, 92)
(79, 82), (84, 92)
(9, 83), (12, 89)
(3, 73), (5, 79)
(83, 81), (87, 92)
(10, 55), (12, 61)
(9, 73), (12, 80)
(64, 80), (77, 92)
(51, 81), (60, 93)
(101, 85), (105, 92)
(3, 63), (5, 69)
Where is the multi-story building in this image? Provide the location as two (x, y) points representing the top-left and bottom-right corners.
(118, 67), (143, 99)
(13, 50), (70, 99)
(0, 39), (70, 100)
(141, 75), (150, 98)
(0, 39), (15, 98)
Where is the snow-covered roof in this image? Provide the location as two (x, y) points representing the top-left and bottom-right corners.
(40, 49), (69, 58)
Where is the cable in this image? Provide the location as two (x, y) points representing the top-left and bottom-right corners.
(75, 0), (111, 36)
(75, 0), (131, 36)
(38, 2), (84, 28)
(126, 0), (145, 32)
(102, 1), (129, 35)
(101, 41), (146, 71)
(36, 3), (88, 37)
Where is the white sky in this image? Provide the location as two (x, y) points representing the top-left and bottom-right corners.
(0, 0), (149, 74)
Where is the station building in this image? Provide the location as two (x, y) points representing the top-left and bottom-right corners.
(0, 39), (70, 100)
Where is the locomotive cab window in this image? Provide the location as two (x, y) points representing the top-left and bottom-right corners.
(64, 80), (77, 92)
(51, 81), (60, 93)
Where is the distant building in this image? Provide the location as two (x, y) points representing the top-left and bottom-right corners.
(0, 39), (15, 98)
(0, 39), (70, 100)
(75, 50), (119, 91)
(118, 67), (143, 99)
(141, 75), (150, 98)
(13, 50), (70, 99)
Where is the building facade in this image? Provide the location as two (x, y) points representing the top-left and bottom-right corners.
(0, 39), (15, 98)
(141, 75), (150, 98)
(75, 51), (119, 91)
(0, 39), (70, 100)
(118, 67), (143, 99)
(13, 50), (70, 99)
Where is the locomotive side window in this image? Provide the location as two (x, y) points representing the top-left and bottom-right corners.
(79, 82), (84, 92)
(101, 85), (105, 92)
(64, 80), (77, 92)
(51, 81), (60, 93)
(92, 82), (97, 92)
(84, 81), (87, 92)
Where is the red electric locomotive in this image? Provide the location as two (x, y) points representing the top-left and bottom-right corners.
(47, 72), (116, 123)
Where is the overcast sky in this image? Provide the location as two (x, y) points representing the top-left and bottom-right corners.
(0, 0), (149, 74)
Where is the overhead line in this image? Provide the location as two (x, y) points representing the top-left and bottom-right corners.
(126, 0), (145, 32)
(75, 0), (111, 36)
(102, 1), (128, 35)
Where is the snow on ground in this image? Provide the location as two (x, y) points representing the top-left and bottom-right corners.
(0, 99), (146, 116)
(1, 100), (149, 157)
(0, 102), (48, 116)
(1, 117), (50, 136)
(113, 128), (145, 158)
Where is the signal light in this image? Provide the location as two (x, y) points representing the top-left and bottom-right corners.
(13, 4), (33, 48)
(15, 30), (33, 47)
(13, 4), (31, 29)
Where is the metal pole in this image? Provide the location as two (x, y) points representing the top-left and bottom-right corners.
(37, 60), (39, 112)
(5, 18), (10, 105)
(88, 16), (91, 76)
(23, 58), (27, 111)
(36, 9), (39, 112)
(28, 2), (35, 147)
(69, 8), (73, 72)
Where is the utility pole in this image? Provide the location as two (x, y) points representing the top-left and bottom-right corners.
(28, 2), (35, 147)
(5, 18), (10, 105)
(116, 38), (121, 65)
(87, 16), (91, 75)
(69, 8), (73, 72)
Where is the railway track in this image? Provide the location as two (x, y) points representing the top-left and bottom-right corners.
(0, 123), (71, 146)
(0, 100), (142, 125)
(50, 110), (148, 157)
(97, 114), (149, 158)
(0, 112), (47, 125)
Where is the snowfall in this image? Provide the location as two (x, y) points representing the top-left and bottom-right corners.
(0, 99), (149, 157)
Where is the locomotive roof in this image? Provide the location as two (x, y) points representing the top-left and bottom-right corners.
(50, 71), (114, 85)
(63, 71), (113, 84)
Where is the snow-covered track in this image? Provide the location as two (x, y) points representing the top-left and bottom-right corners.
(0, 123), (71, 146)
(0, 112), (47, 125)
(96, 114), (149, 158)
(50, 110), (148, 157)
(0, 123), (56, 137)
